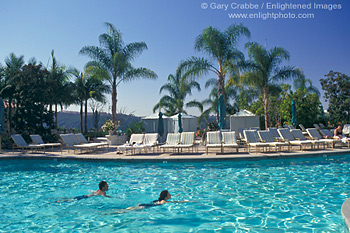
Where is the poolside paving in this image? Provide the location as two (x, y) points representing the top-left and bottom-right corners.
(1, 144), (349, 162)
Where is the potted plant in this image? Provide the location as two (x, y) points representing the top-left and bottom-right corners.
(101, 119), (119, 135)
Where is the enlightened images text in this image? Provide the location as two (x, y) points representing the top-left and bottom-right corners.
(208, 2), (342, 11)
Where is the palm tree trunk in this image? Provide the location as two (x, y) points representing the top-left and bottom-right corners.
(80, 102), (83, 133)
(84, 100), (88, 134)
(112, 77), (117, 124)
(218, 74), (225, 98)
(263, 87), (270, 129)
(218, 73), (225, 128)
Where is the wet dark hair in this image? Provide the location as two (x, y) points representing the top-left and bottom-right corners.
(159, 190), (169, 201)
(99, 181), (107, 190)
(153, 190), (169, 202)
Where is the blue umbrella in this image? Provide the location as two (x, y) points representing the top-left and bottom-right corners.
(218, 94), (225, 129)
(0, 98), (5, 153)
(178, 113), (183, 133)
(158, 112), (164, 138)
(291, 99), (297, 127)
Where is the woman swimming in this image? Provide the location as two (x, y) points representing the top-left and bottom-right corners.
(138, 190), (172, 207)
(108, 190), (188, 214)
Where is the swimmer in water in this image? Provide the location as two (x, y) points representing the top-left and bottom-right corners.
(57, 181), (110, 202)
(108, 190), (190, 214)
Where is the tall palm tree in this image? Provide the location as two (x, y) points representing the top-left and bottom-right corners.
(47, 50), (70, 128)
(293, 76), (320, 97)
(243, 42), (304, 129)
(153, 71), (201, 116)
(178, 24), (250, 126)
(80, 22), (158, 123)
(72, 68), (110, 133)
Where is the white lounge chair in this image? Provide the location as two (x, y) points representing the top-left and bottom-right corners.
(306, 128), (340, 148)
(290, 129), (324, 150)
(222, 131), (239, 153)
(160, 133), (180, 153)
(60, 134), (100, 153)
(117, 134), (144, 154)
(267, 128), (282, 141)
(258, 130), (289, 152)
(30, 134), (62, 153)
(138, 133), (159, 153)
(206, 131), (222, 154)
(299, 124), (306, 132)
(343, 124), (350, 135)
(176, 132), (196, 153)
(11, 134), (45, 153)
(243, 130), (270, 152)
(75, 133), (109, 149)
(277, 129), (313, 151)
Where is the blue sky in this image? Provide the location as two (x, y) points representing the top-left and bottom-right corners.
(0, 0), (349, 117)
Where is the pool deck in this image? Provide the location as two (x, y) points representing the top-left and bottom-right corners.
(0, 144), (350, 162)
(1, 145), (350, 229)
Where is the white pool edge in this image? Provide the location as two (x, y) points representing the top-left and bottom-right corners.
(342, 198), (350, 230)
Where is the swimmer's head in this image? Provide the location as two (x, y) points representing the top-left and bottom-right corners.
(99, 181), (108, 191)
(158, 190), (171, 201)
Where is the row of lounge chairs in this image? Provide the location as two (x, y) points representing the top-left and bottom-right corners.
(206, 131), (238, 154)
(117, 132), (197, 155)
(11, 134), (62, 153)
(240, 128), (346, 152)
(60, 133), (108, 153)
(10, 126), (349, 155)
(10, 133), (109, 154)
(161, 132), (196, 153)
(117, 133), (159, 154)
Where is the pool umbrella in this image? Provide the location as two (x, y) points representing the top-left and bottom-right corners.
(218, 94), (225, 129)
(291, 99), (297, 127)
(0, 98), (5, 153)
(158, 112), (164, 142)
(178, 113), (183, 133)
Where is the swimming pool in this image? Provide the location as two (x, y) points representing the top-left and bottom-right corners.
(0, 155), (349, 232)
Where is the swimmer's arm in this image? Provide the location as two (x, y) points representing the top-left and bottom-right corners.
(167, 200), (194, 203)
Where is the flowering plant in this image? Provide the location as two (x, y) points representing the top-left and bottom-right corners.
(196, 129), (205, 138)
(101, 119), (119, 134)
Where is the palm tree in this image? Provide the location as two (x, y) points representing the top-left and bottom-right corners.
(80, 22), (158, 123)
(72, 68), (110, 133)
(153, 71), (201, 116)
(47, 50), (70, 129)
(178, 24), (250, 126)
(243, 42), (304, 129)
(188, 78), (238, 124)
(0, 53), (25, 133)
(293, 76), (320, 97)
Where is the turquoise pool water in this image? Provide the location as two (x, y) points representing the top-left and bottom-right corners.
(0, 155), (349, 232)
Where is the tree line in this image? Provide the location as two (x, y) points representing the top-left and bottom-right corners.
(0, 22), (349, 142)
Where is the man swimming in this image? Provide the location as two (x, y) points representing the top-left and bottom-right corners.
(57, 181), (110, 202)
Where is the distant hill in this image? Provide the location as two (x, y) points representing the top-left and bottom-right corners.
(57, 111), (142, 131)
